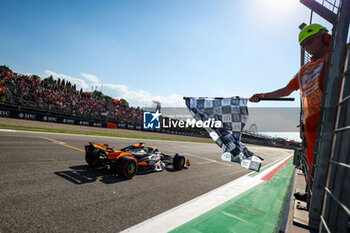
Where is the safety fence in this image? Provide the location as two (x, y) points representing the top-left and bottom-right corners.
(0, 105), (204, 137)
(319, 41), (350, 233)
(295, 0), (350, 232)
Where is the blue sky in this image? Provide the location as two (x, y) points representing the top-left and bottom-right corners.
(0, 0), (333, 108)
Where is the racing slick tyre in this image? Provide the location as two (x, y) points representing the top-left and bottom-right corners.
(116, 156), (137, 179)
(85, 148), (101, 168)
(173, 154), (185, 170)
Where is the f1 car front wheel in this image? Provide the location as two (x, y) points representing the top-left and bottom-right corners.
(173, 154), (185, 170)
(116, 156), (137, 179)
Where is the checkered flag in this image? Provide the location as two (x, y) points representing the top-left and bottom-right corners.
(184, 97), (263, 172)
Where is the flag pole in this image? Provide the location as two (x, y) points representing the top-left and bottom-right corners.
(183, 97), (295, 101)
(258, 97), (295, 101)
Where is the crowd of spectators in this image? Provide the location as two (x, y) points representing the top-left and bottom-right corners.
(0, 69), (143, 125)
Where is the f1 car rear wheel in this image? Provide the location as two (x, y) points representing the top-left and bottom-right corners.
(173, 154), (185, 170)
(116, 156), (137, 179)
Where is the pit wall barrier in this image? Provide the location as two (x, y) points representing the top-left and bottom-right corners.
(0, 106), (298, 150)
(0, 107), (202, 137)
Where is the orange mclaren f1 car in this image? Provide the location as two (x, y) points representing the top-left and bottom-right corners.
(85, 142), (189, 179)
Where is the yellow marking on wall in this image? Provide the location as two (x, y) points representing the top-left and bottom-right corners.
(52, 141), (85, 152)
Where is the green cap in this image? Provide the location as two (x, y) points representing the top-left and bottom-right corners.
(299, 24), (328, 45)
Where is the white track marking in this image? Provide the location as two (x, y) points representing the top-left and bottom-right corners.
(0, 129), (14, 132)
(41, 137), (66, 144)
(196, 161), (213, 165)
(121, 176), (262, 233)
(0, 129), (210, 145)
(186, 153), (231, 167)
(120, 154), (293, 233)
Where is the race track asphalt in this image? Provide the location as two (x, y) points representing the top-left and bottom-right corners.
(0, 130), (293, 233)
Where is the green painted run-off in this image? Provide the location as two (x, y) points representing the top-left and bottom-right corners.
(170, 159), (294, 233)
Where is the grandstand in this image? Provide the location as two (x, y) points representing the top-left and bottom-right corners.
(0, 66), (143, 125)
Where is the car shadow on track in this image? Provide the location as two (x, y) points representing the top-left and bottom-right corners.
(165, 167), (188, 173)
(54, 165), (128, 185)
(135, 167), (185, 176)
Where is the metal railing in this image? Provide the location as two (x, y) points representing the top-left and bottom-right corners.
(319, 43), (350, 233)
(297, 0), (350, 232)
(318, 0), (341, 12)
